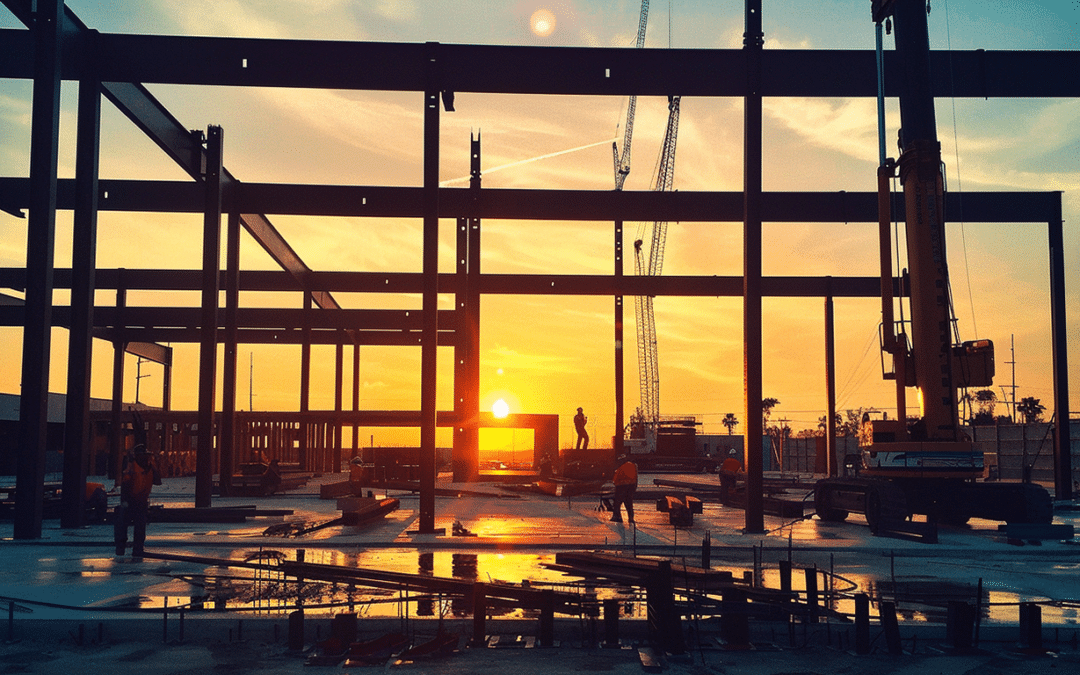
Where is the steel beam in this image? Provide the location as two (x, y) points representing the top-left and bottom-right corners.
(195, 126), (223, 508)
(61, 57), (101, 529)
(4, 23), (1079, 98)
(5, 178), (1061, 224)
(14, 0), (63, 540)
(0, 268), (915, 299)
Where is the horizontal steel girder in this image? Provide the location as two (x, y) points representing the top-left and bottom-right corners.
(0, 179), (1061, 223)
(0, 268), (901, 299)
(1, 27), (1078, 98)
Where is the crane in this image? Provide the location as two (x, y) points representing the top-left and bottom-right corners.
(812, 0), (1051, 529)
(632, 95), (681, 452)
(612, 0), (650, 191)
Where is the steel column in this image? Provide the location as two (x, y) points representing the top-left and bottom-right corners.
(195, 126), (224, 507)
(14, 0), (63, 540)
(453, 215), (470, 480)
(418, 43), (441, 530)
(824, 279), (837, 477)
(465, 135), (482, 482)
(109, 285), (126, 480)
(742, 0), (765, 534)
(352, 342), (360, 456)
(61, 58), (101, 529)
(614, 220), (624, 457)
(220, 210), (242, 496)
(1048, 204), (1072, 500)
(334, 343), (343, 472)
(300, 291), (312, 468)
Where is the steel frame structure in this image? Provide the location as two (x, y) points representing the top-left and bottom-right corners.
(0, 0), (1073, 537)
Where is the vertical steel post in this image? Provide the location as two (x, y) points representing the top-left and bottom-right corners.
(109, 285), (127, 480)
(61, 59), (102, 529)
(419, 43), (441, 529)
(1047, 200), (1072, 500)
(196, 126), (224, 508)
(825, 279), (838, 476)
(334, 343), (343, 472)
(615, 220), (624, 456)
(14, 0), (64, 540)
(742, 0), (765, 534)
(221, 210), (241, 496)
(453, 215), (470, 480)
(300, 291), (312, 468)
(352, 343), (360, 456)
(466, 135), (481, 482)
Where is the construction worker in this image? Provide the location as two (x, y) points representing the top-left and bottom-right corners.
(114, 444), (160, 558)
(719, 449), (743, 500)
(611, 456), (638, 523)
(574, 407), (589, 450)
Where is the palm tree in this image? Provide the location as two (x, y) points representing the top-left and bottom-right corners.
(1016, 397), (1045, 424)
(762, 397), (779, 426)
(722, 413), (739, 435)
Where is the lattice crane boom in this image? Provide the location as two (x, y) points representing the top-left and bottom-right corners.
(612, 0), (650, 191)
(634, 95), (681, 430)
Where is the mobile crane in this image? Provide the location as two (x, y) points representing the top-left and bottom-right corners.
(812, 0), (1053, 529)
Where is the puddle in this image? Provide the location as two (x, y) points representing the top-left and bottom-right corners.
(129, 548), (1079, 627)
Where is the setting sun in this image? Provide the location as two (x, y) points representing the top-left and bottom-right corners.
(492, 398), (510, 418)
(530, 8), (556, 37)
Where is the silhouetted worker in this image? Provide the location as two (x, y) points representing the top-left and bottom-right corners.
(719, 449), (743, 500)
(611, 456), (638, 523)
(574, 407), (589, 450)
(261, 458), (282, 495)
(114, 444), (160, 558)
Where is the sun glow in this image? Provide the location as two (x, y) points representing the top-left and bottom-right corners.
(530, 9), (556, 37)
(492, 398), (510, 418)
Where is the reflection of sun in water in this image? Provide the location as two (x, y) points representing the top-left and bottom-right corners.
(530, 9), (556, 37)
(493, 398), (510, 418)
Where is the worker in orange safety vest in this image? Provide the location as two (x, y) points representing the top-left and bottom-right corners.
(114, 444), (160, 558)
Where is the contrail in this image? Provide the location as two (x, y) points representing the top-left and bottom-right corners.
(440, 137), (618, 186)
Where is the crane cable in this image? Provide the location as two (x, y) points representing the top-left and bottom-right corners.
(942, 0), (980, 340)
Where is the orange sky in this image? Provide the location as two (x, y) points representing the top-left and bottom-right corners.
(1, 2), (1077, 452)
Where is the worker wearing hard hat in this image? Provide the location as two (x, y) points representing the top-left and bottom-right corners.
(574, 407), (589, 450)
(610, 456), (638, 524)
(719, 449), (743, 500)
